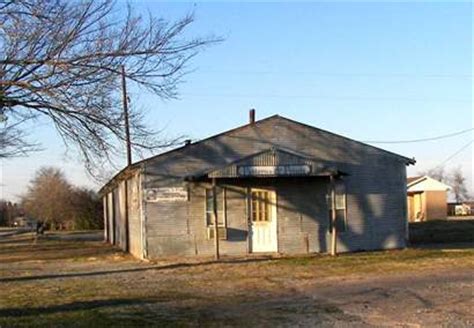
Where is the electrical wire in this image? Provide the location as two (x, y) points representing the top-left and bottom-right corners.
(182, 92), (470, 103)
(363, 128), (474, 144)
(434, 139), (474, 168)
(197, 70), (472, 79)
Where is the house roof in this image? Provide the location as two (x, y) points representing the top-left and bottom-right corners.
(100, 115), (415, 194)
(407, 175), (451, 191)
(407, 176), (424, 185)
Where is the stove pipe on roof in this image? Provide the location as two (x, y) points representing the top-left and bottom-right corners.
(249, 108), (256, 124)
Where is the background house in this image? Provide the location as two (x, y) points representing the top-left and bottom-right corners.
(407, 176), (451, 222)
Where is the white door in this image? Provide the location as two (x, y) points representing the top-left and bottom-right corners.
(250, 189), (278, 252)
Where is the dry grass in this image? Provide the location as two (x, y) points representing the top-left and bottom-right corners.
(1, 231), (473, 327)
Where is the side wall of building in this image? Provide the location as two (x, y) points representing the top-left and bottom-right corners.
(127, 173), (143, 258)
(103, 174), (143, 257)
(142, 159), (407, 258)
(103, 197), (108, 242)
(424, 191), (447, 220)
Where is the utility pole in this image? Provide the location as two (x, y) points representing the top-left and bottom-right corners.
(121, 65), (132, 167)
(121, 65), (131, 252)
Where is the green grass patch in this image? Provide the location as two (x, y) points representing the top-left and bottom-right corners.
(270, 248), (474, 277)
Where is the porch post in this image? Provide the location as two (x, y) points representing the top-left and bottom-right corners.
(212, 178), (220, 260)
(330, 174), (338, 256)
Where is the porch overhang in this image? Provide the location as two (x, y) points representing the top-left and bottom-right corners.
(184, 147), (348, 181)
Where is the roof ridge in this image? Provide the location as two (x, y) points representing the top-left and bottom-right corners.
(273, 115), (415, 164)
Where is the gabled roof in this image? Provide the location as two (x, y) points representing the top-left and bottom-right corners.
(100, 114), (415, 194)
(127, 115), (415, 168)
(407, 176), (451, 191)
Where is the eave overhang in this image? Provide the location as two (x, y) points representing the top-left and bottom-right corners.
(185, 147), (349, 181)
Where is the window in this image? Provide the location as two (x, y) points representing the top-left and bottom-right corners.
(328, 182), (347, 232)
(205, 188), (226, 227)
(251, 191), (271, 222)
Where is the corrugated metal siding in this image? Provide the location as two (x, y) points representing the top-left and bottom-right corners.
(276, 178), (329, 254)
(127, 174), (142, 258)
(112, 187), (121, 247)
(106, 192), (114, 244)
(102, 196), (108, 242)
(137, 116), (408, 258)
(145, 182), (249, 258)
(208, 148), (327, 178)
(112, 181), (127, 250)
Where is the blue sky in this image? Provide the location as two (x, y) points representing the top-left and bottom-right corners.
(1, 1), (472, 200)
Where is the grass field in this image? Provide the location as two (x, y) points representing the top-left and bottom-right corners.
(1, 230), (473, 327)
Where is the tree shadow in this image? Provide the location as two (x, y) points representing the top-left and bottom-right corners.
(0, 293), (363, 327)
(0, 256), (278, 283)
(0, 298), (152, 318)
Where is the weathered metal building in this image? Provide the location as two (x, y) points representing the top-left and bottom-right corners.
(100, 113), (415, 259)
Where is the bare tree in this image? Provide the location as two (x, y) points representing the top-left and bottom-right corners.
(450, 167), (470, 203)
(22, 167), (74, 229)
(0, 0), (220, 175)
(21, 166), (103, 229)
(0, 119), (41, 158)
(418, 166), (448, 183)
(0, 200), (23, 226)
(419, 166), (471, 202)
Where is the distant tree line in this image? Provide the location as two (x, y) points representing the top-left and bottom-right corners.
(0, 201), (23, 226)
(20, 167), (103, 230)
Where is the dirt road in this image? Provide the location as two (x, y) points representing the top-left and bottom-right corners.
(301, 270), (473, 327)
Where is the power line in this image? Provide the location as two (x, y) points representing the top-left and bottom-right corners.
(363, 128), (474, 144)
(183, 93), (470, 103)
(197, 69), (472, 79)
(434, 139), (474, 168)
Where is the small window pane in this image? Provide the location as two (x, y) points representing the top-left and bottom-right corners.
(335, 194), (345, 209)
(205, 188), (225, 226)
(252, 191), (272, 222)
(328, 181), (347, 232)
(206, 212), (213, 226)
